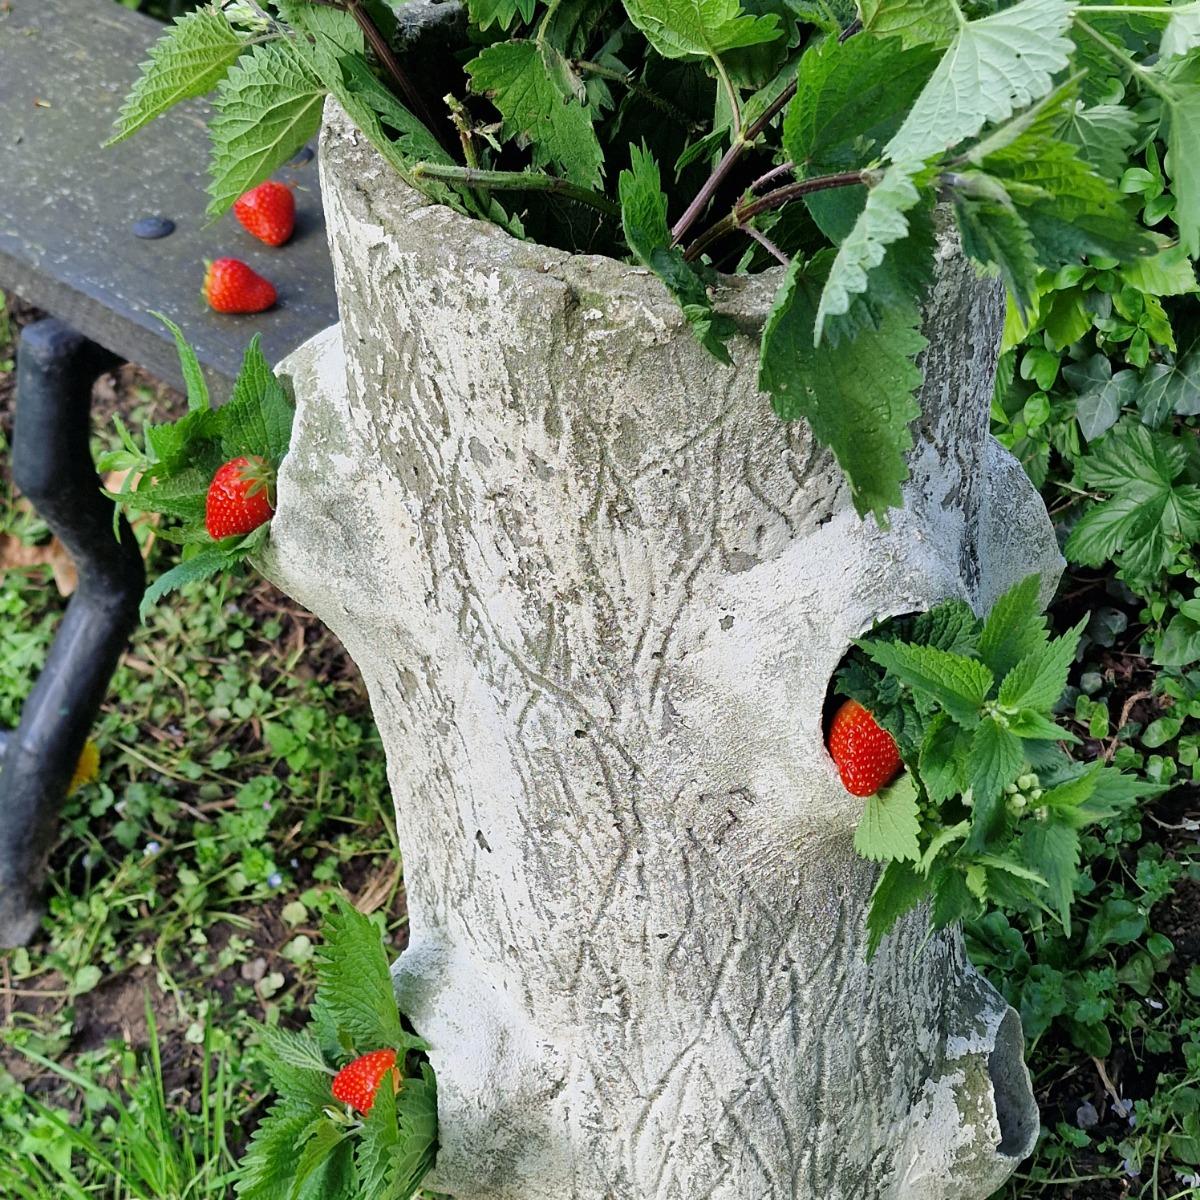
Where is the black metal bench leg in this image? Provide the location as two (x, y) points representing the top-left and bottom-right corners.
(0, 319), (144, 947)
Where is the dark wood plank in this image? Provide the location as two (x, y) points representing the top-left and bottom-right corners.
(0, 0), (338, 396)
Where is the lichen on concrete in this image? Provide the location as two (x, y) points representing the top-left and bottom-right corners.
(258, 100), (1055, 1199)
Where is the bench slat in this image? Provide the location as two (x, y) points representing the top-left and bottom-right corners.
(0, 0), (339, 395)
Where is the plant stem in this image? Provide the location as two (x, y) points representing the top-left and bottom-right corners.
(750, 160), (795, 192)
(411, 162), (621, 216)
(682, 169), (864, 262)
(741, 223), (790, 266)
(574, 60), (701, 131)
(670, 77), (798, 246)
(712, 54), (743, 141)
(341, 0), (440, 130)
(1073, 16), (1171, 99)
(838, 16), (862, 41)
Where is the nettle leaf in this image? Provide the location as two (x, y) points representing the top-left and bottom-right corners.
(390, 1063), (440, 1196)
(620, 0), (782, 60)
(253, 1024), (333, 1113)
(110, 4), (247, 143)
(468, 0), (541, 29)
(919, 714), (969, 803)
(854, 773), (921, 862)
(1161, 2), (1200, 59)
(1063, 354), (1139, 442)
(154, 311), (210, 412)
(858, 0), (958, 49)
(951, 186), (1039, 319)
(978, 573), (1048, 678)
(219, 337), (295, 465)
(235, 1106), (317, 1200)
(291, 1120), (350, 1200)
(466, 41), (604, 188)
(758, 251), (925, 520)
(355, 1078), (400, 1198)
(782, 33), (937, 188)
(814, 163), (924, 343)
(1163, 84), (1200, 257)
(866, 860), (929, 957)
(997, 618), (1084, 713)
(911, 598), (980, 654)
(1064, 419), (1200, 586)
(931, 866), (980, 928)
(619, 145), (736, 363)
(1062, 102), (1138, 182)
(860, 640), (993, 725)
(1019, 818), (1079, 933)
(315, 897), (408, 1054)
(207, 42), (326, 217)
(885, 0), (1074, 165)
(140, 544), (243, 618)
(967, 716), (1024, 817)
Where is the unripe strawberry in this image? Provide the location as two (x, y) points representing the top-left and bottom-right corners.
(827, 699), (903, 797)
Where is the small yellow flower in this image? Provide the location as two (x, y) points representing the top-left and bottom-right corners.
(68, 740), (100, 794)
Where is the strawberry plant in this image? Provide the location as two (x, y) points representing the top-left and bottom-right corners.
(99, 314), (294, 616)
(235, 895), (437, 1199)
(835, 573), (1162, 955)
(111, 0), (1200, 522)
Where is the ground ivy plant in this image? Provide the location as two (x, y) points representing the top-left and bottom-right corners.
(838, 573), (1161, 955)
(236, 895), (437, 1200)
(114, 0), (1200, 522)
(99, 314), (294, 616)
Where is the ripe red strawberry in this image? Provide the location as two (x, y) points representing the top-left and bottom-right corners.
(828, 699), (903, 797)
(233, 181), (296, 247)
(203, 258), (276, 314)
(205, 455), (276, 539)
(331, 1049), (400, 1115)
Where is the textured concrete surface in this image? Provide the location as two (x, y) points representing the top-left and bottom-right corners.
(259, 101), (1059, 1199)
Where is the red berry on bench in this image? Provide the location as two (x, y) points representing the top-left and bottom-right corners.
(828, 699), (903, 797)
(332, 1049), (400, 1115)
(205, 455), (276, 539)
(203, 258), (276, 314)
(234, 181), (295, 247)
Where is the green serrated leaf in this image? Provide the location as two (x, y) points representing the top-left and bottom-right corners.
(207, 42), (325, 218)
(1009, 707), (1077, 742)
(619, 145), (736, 363)
(858, 0), (959, 48)
(466, 40), (604, 188)
(109, 5), (246, 144)
(468, 0), (541, 28)
(152, 312), (210, 413)
(758, 251), (925, 520)
(911, 598), (980, 654)
(1062, 102), (1138, 182)
(235, 1106), (316, 1200)
(815, 163), (923, 343)
(620, 0), (782, 61)
(919, 713), (969, 803)
(218, 337), (295, 465)
(1163, 84), (1200, 257)
(977, 573), (1048, 678)
(952, 186), (1040, 318)
(865, 860), (929, 957)
(917, 818), (970, 874)
(315, 896), (407, 1054)
(1162, 3), (1200, 59)
(387, 1063), (439, 1198)
(854, 773), (921, 861)
(968, 717), (1024, 814)
(1019, 818), (1079, 933)
(997, 618), (1084, 712)
(860, 640), (993, 724)
(931, 866), (979, 928)
(885, 0), (1074, 165)
(140, 545), (243, 619)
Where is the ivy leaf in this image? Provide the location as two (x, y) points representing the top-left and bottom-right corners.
(814, 164), (923, 343)
(854, 773), (921, 862)
(858, 0), (959, 48)
(618, 145), (736, 363)
(1063, 355), (1139, 441)
(109, 4), (246, 143)
(885, 0), (1074, 165)
(859, 640), (994, 724)
(759, 252), (925, 519)
(865, 860), (930, 957)
(997, 618), (1084, 713)
(978, 574), (1049, 678)
(207, 42), (325, 217)
(1156, 612), (1200, 667)
(466, 40), (604, 188)
(1064, 419), (1200, 586)
(619, 0), (782, 60)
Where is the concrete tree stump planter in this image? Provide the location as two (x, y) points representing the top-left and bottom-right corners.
(259, 102), (1059, 1200)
